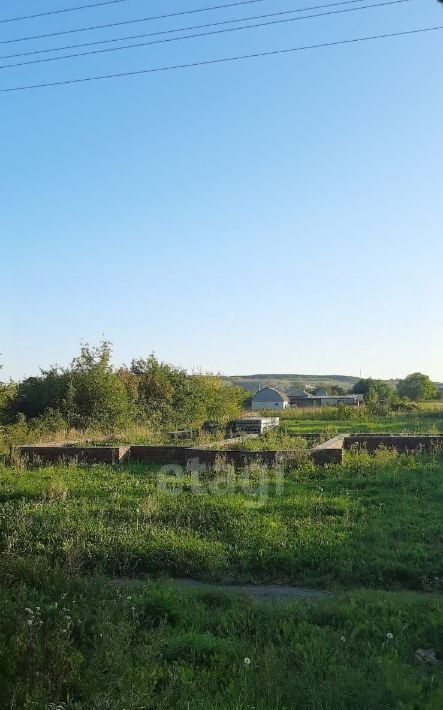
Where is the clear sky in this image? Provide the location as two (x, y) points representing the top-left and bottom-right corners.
(1, 0), (442, 382)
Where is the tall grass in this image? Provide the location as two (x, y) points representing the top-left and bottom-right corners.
(1, 452), (441, 590)
(1, 451), (442, 708)
(277, 403), (443, 435)
(1, 565), (441, 710)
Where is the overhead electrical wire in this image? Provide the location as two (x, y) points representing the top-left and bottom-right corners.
(0, 0), (411, 70)
(0, 0), (396, 61)
(1, 0), (138, 25)
(1, 25), (441, 93)
(0, 0), (269, 44)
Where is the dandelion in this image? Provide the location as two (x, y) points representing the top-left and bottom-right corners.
(340, 636), (346, 642)
(386, 632), (394, 640)
(243, 657), (251, 666)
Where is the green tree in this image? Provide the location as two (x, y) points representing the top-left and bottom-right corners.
(352, 378), (392, 402)
(130, 355), (247, 429)
(131, 354), (184, 425)
(330, 385), (346, 395)
(397, 373), (437, 401)
(68, 341), (130, 429)
(188, 375), (247, 427)
(7, 367), (69, 421)
(0, 363), (16, 424)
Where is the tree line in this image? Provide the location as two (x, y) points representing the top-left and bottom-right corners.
(0, 342), (248, 433)
(351, 373), (440, 405)
(0, 347), (440, 436)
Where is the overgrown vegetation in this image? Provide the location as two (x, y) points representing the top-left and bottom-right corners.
(352, 373), (438, 406)
(2, 353), (443, 708)
(1, 452), (442, 708)
(1, 566), (441, 710)
(278, 402), (443, 435)
(0, 342), (248, 451)
(1, 451), (441, 589)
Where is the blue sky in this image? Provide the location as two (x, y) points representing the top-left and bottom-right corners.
(1, 0), (442, 381)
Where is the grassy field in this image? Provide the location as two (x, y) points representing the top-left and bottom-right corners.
(1, 451), (442, 589)
(279, 404), (443, 436)
(1, 421), (442, 707)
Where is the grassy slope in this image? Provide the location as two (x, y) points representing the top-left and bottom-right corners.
(224, 374), (443, 394)
(224, 373), (362, 393)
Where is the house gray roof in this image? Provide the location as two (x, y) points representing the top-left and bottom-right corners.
(290, 389), (314, 398)
(252, 387), (289, 403)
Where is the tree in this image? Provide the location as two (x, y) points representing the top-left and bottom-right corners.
(0, 362), (17, 424)
(68, 341), (130, 429)
(130, 354), (180, 424)
(397, 373), (436, 402)
(8, 367), (69, 420)
(352, 378), (392, 402)
(129, 355), (248, 429)
(4, 343), (248, 434)
(330, 385), (346, 395)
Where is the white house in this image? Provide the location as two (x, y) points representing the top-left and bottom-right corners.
(251, 387), (289, 411)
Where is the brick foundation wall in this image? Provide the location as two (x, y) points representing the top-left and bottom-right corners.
(18, 446), (130, 465)
(345, 435), (443, 453)
(130, 446), (302, 466)
(16, 434), (443, 468)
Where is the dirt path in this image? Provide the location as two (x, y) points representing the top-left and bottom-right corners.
(115, 576), (331, 600)
(172, 578), (331, 600)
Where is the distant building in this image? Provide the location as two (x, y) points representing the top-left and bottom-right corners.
(288, 389), (314, 406)
(291, 389), (314, 399)
(234, 417), (280, 434)
(314, 387), (328, 396)
(290, 393), (363, 408)
(251, 387), (289, 410)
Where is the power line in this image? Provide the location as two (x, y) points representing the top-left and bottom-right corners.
(0, 0), (393, 60)
(1, 0), (136, 25)
(0, 0), (268, 45)
(0, 1), (411, 70)
(1, 25), (441, 93)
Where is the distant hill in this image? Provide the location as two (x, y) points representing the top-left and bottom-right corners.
(224, 374), (443, 395)
(224, 374), (398, 394)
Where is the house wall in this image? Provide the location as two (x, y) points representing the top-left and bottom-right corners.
(290, 398), (318, 408)
(251, 401), (288, 410)
(291, 397), (360, 408)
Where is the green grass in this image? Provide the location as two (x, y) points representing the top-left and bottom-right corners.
(1, 564), (442, 710)
(1, 451), (442, 708)
(1, 451), (442, 590)
(279, 405), (443, 436)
